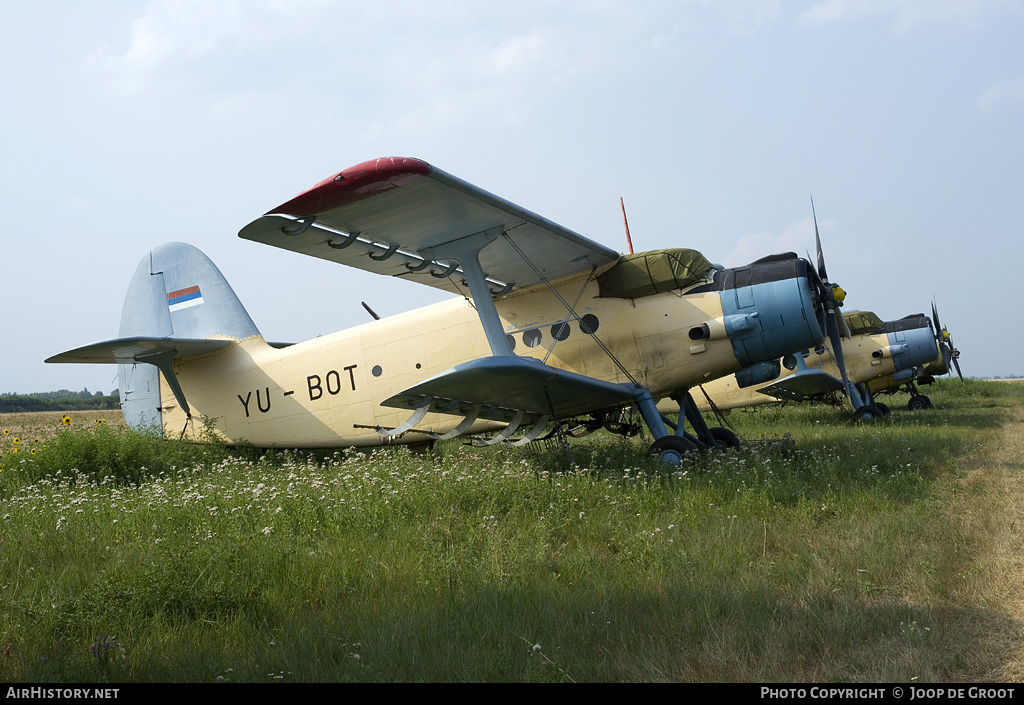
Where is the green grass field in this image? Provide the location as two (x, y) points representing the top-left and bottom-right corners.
(1, 379), (1021, 682)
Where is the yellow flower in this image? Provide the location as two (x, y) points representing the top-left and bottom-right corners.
(2, 429), (9, 436)
(94, 418), (106, 425)
(12, 437), (20, 445)
(30, 448), (36, 455)
(61, 415), (72, 426)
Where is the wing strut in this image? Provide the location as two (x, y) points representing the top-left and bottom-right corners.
(420, 225), (513, 357)
(501, 232), (640, 385)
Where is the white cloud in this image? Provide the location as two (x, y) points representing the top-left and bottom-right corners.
(82, 0), (253, 94)
(723, 216), (826, 268)
(721, 0), (782, 37)
(977, 73), (1024, 111)
(58, 195), (92, 212)
(797, 0), (892, 27)
(79, 1), (782, 100)
(796, 0), (1015, 34)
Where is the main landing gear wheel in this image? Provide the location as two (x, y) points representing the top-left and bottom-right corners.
(907, 395), (931, 411)
(855, 405), (882, 422)
(650, 435), (697, 465)
(874, 402), (891, 417)
(709, 426), (741, 450)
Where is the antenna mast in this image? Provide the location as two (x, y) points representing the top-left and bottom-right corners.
(619, 197), (634, 254)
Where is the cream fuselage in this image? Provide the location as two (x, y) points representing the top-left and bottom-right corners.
(693, 330), (905, 411)
(160, 272), (738, 446)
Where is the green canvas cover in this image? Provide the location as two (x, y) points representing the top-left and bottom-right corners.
(597, 249), (714, 299)
(843, 310), (884, 336)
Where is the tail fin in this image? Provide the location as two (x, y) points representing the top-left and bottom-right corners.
(117, 242), (259, 430)
(120, 242), (259, 341)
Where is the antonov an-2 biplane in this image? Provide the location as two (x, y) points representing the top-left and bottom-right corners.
(49, 157), (844, 464)
(687, 309), (942, 421)
(868, 301), (963, 410)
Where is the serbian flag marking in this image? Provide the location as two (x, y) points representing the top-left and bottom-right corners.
(168, 285), (204, 312)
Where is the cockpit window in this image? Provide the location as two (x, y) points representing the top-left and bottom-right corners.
(843, 310), (885, 335)
(597, 248), (714, 299)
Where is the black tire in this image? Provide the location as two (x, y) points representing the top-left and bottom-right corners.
(908, 396), (928, 411)
(650, 435), (697, 464)
(855, 405), (879, 422)
(708, 426), (741, 450)
(875, 402), (891, 416)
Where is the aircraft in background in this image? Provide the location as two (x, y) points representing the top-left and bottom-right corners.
(49, 157), (843, 464)
(686, 309), (941, 421)
(868, 301), (963, 410)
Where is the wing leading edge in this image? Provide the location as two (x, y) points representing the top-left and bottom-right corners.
(238, 157), (620, 295)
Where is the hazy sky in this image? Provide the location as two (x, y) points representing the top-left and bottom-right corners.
(3, 0), (1022, 395)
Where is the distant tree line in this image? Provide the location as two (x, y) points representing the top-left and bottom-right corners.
(0, 389), (120, 413)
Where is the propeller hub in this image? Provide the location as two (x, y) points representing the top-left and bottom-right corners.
(831, 285), (846, 305)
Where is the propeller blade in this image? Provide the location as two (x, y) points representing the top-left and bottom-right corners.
(807, 198), (853, 398)
(837, 308), (852, 338)
(805, 262), (830, 340)
(931, 297), (962, 381)
(811, 195), (828, 283)
(826, 313), (852, 397)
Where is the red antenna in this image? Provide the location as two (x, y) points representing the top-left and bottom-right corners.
(620, 197), (634, 254)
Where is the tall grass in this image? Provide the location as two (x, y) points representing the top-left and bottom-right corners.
(0, 378), (1019, 682)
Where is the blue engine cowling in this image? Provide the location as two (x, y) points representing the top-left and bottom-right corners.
(714, 254), (825, 368)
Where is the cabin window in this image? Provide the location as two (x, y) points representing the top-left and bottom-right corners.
(551, 322), (570, 341)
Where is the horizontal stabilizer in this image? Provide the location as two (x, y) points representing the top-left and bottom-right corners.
(382, 357), (637, 425)
(756, 368), (845, 402)
(46, 337), (233, 366)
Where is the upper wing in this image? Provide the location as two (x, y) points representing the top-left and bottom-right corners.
(238, 157), (620, 295)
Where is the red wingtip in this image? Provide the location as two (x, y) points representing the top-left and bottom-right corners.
(268, 157), (432, 217)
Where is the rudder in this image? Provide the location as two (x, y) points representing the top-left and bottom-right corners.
(118, 242), (260, 430)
